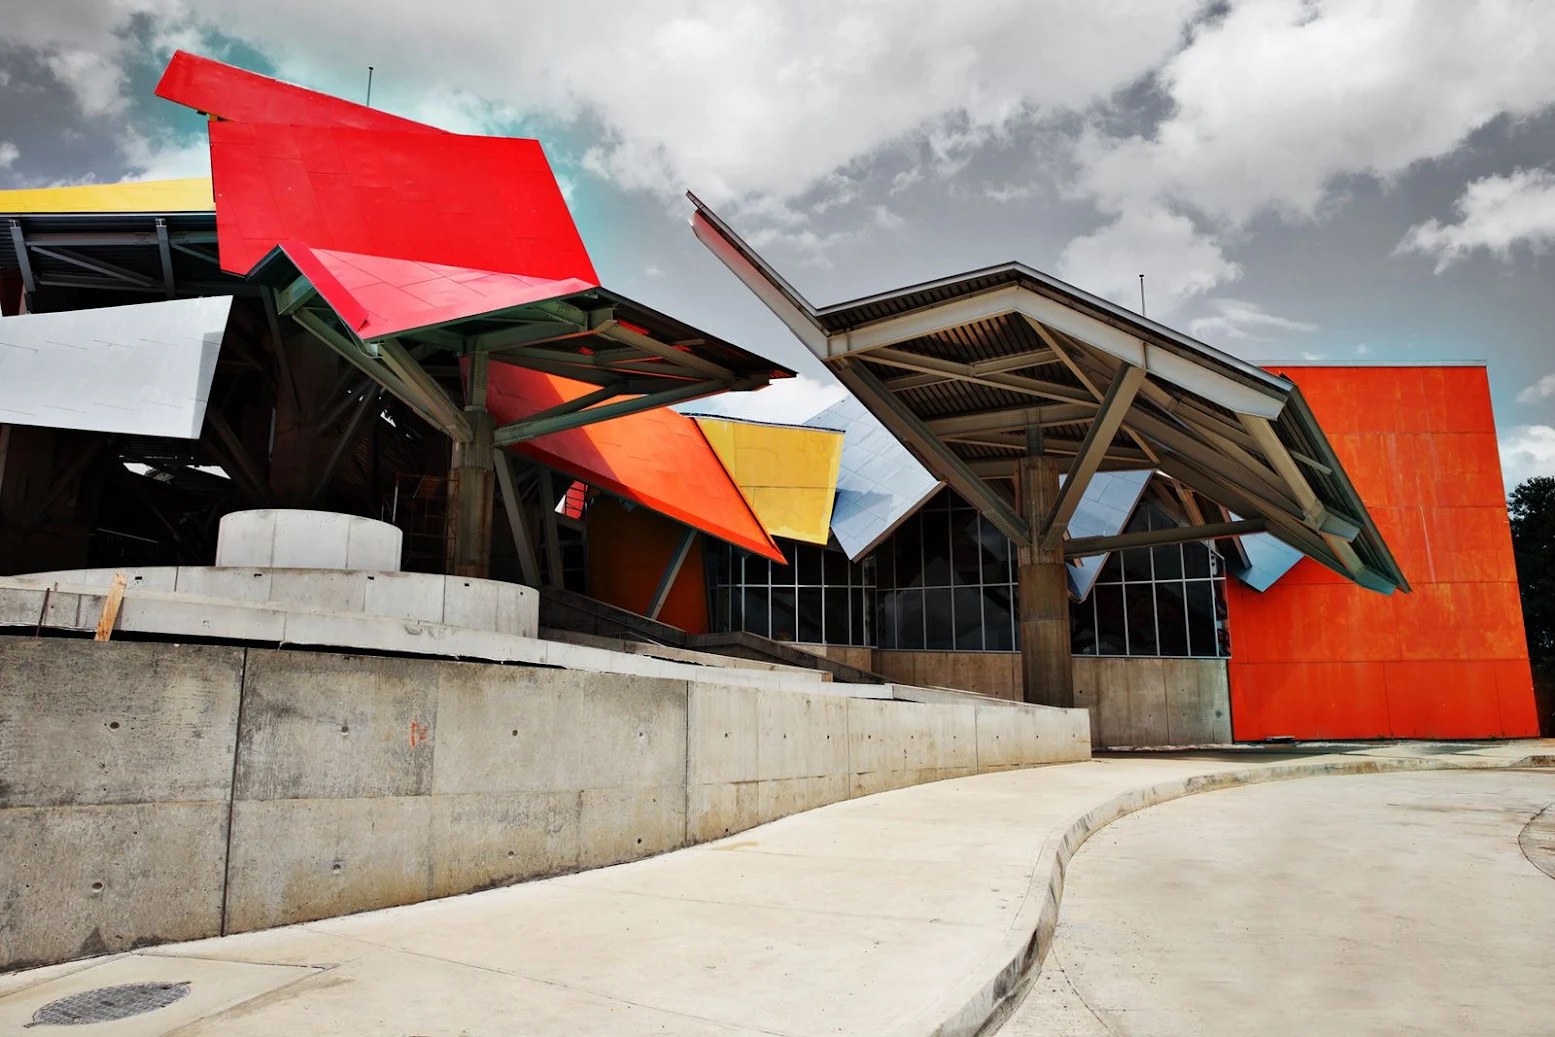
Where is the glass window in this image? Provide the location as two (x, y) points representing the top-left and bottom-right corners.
(954, 586), (984, 651)
(1125, 583), (1158, 655)
(797, 544), (823, 586)
(1155, 580), (1189, 657)
(984, 584), (1015, 651)
(895, 588), (925, 650)
(922, 510), (952, 587)
(924, 587), (954, 650)
(743, 586), (769, 638)
(1094, 583), (1127, 655)
(824, 586), (849, 645)
(797, 587), (823, 643)
(770, 587), (796, 641)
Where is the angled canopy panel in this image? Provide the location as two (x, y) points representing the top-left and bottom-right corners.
(690, 192), (1407, 596)
(484, 365), (785, 562)
(0, 296), (230, 437)
(1065, 469), (1152, 601)
(1234, 530), (1307, 592)
(0, 178), (214, 216)
(691, 415), (843, 545)
(250, 244), (594, 340)
(802, 394), (941, 560)
(156, 50), (440, 134)
(203, 120), (597, 281)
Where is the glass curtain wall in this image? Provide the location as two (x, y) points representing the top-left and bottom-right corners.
(706, 488), (1230, 658)
(873, 489), (1017, 651)
(704, 537), (874, 646)
(1069, 500), (1230, 657)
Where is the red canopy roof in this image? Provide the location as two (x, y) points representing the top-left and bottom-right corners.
(156, 50), (439, 134)
(266, 244), (594, 339)
(207, 120), (597, 281)
(483, 364), (785, 562)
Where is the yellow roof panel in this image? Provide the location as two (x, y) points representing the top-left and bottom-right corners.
(694, 416), (844, 546)
(0, 177), (214, 215)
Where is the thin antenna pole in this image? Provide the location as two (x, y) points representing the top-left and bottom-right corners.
(365, 66), (375, 107)
(1138, 274), (1146, 318)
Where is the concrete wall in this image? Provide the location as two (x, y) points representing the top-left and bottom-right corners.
(825, 649), (1232, 748)
(0, 636), (1089, 971)
(1073, 656), (1231, 747)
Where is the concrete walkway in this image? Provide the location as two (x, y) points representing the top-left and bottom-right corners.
(1001, 768), (1555, 1036)
(0, 744), (1548, 1036)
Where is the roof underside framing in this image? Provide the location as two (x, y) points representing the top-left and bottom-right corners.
(274, 274), (775, 446)
(688, 194), (1409, 595)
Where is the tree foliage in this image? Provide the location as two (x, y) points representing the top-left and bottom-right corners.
(1509, 477), (1555, 676)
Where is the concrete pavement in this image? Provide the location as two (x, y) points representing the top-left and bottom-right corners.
(0, 744), (1549, 1035)
(1000, 768), (1555, 1036)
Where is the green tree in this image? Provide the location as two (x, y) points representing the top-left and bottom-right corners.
(1510, 476), (1555, 732)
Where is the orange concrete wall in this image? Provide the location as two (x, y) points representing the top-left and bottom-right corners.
(1225, 365), (1538, 740)
(584, 496), (709, 634)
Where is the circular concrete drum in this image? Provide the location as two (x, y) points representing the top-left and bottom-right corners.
(1001, 770), (1555, 1037)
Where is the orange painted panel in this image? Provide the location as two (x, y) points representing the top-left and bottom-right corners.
(585, 496), (709, 634)
(1226, 365), (1536, 740)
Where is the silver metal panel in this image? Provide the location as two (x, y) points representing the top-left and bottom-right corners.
(803, 394), (941, 561)
(1064, 469), (1152, 600)
(0, 296), (230, 438)
(1233, 530), (1306, 592)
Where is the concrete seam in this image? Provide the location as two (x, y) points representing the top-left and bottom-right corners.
(218, 645), (249, 937)
(903, 755), (1552, 1037)
(682, 679), (691, 849)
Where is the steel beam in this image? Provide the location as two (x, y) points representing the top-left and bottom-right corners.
(491, 377), (743, 447)
(8, 220), (36, 295)
(308, 387), (381, 505)
(154, 219), (176, 298)
(1064, 519), (1267, 559)
(493, 448), (540, 586)
(923, 403), (1096, 437)
(27, 245), (158, 288)
(1041, 363), (1145, 549)
(863, 347), (1093, 404)
(648, 526), (698, 620)
(838, 359), (1030, 546)
(595, 319), (737, 382)
(539, 468), (565, 587)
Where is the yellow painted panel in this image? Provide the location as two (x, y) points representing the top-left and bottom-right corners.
(695, 416), (844, 545)
(0, 178), (214, 215)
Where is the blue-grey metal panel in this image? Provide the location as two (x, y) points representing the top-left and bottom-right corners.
(804, 394), (941, 560)
(1233, 530), (1306, 592)
(0, 296), (230, 438)
(1065, 469), (1152, 601)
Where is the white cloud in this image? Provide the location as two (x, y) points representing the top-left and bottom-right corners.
(4, 1), (186, 114)
(118, 130), (211, 180)
(644, 263), (665, 278)
(1499, 424), (1555, 490)
(870, 204), (904, 230)
(1077, 1), (1555, 225)
(984, 182), (1040, 204)
(1063, 0), (1555, 311)
(10, 0), (1204, 205)
(1355, 343), (1371, 356)
(1188, 298), (1318, 342)
(1396, 167), (1555, 272)
(0, 142), (18, 170)
(1517, 372), (1555, 404)
(1056, 207), (1241, 316)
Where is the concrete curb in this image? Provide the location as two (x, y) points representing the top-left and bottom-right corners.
(890, 753), (1554, 1037)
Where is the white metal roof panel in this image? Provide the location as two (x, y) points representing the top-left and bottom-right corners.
(1064, 469), (1152, 600)
(804, 394), (941, 560)
(0, 297), (230, 439)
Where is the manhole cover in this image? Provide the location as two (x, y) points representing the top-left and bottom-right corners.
(27, 982), (190, 1027)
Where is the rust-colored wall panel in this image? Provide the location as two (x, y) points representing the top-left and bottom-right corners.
(1226, 365), (1537, 740)
(584, 497), (709, 634)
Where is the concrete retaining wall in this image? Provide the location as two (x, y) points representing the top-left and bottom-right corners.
(1072, 656), (1231, 747)
(0, 636), (1089, 971)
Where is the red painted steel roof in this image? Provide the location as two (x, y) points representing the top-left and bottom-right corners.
(267, 243), (594, 339)
(207, 120), (597, 281)
(483, 364), (784, 562)
(156, 50), (440, 134)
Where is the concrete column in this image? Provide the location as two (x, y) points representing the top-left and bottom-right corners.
(445, 355), (494, 578)
(1017, 453), (1074, 708)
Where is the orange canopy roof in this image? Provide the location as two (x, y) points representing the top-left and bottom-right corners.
(483, 364), (785, 563)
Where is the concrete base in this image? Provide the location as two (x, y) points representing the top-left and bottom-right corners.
(216, 510), (403, 570)
(0, 636), (1090, 971)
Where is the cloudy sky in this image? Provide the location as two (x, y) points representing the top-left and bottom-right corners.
(4, 1), (1555, 487)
